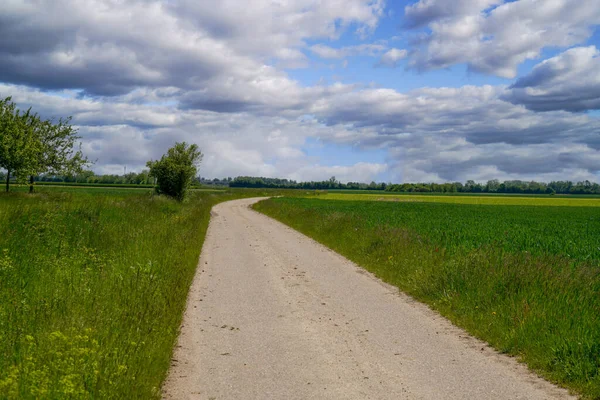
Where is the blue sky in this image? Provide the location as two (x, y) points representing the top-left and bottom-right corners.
(290, 2), (510, 91)
(1, 0), (599, 183)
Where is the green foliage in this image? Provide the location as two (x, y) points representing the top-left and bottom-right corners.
(0, 190), (204, 398)
(30, 116), (89, 178)
(230, 175), (387, 190)
(0, 97), (42, 191)
(386, 179), (600, 195)
(147, 142), (202, 201)
(0, 97), (88, 193)
(254, 197), (600, 399)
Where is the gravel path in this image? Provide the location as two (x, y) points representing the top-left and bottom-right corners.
(162, 198), (575, 400)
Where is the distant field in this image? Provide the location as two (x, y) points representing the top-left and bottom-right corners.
(327, 189), (600, 198)
(254, 197), (600, 398)
(319, 192), (600, 207)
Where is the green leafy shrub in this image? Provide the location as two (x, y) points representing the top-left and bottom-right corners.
(147, 142), (202, 201)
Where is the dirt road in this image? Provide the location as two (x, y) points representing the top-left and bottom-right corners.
(163, 198), (574, 400)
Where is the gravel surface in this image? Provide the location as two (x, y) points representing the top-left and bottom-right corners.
(162, 198), (575, 400)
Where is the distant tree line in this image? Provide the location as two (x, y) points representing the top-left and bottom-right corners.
(10, 169), (599, 196)
(198, 177), (232, 186)
(229, 176), (387, 190)
(386, 180), (600, 195)
(229, 176), (600, 195)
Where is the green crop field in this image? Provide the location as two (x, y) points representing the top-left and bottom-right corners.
(254, 196), (600, 398)
(319, 192), (600, 207)
(0, 187), (289, 399)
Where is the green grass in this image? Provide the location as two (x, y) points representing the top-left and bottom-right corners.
(325, 190), (600, 198)
(31, 182), (225, 190)
(319, 192), (600, 206)
(35, 182), (156, 189)
(9, 185), (155, 197)
(254, 197), (600, 399)
(0, 187), (289, 399)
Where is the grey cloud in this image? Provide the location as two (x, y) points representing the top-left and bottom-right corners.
(0, 17), (74, 55)
(306, 84), (600, 181)
(178, 97), (260, 114)
(309, 84), (600, 149)
(505, 46), (600, 112)
(556, 151), (600, 173)
(0, 56), (154, 96)
(0, 0), (384, 99)
(404, 0), (501, 29)
(394, 140), (600, 182)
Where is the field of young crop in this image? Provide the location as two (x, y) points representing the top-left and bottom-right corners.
(0, 187), (282, 399)
(254, 197), (600, 398)
(319, 192), (600, 207)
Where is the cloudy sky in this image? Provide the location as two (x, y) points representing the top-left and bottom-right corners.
(1, 0), (600, 183)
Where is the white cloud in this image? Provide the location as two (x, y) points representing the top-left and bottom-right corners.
(288, 162), (388, 183)
(377, 48), (408, 67)
(404, 0), (600, 78)
(0, 0), (385, 95)
(310, 43), (387, 59)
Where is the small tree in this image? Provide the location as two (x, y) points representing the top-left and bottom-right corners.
(0, 97), (42, 192)
(28, 116), (89, 193)
(147, 142), (203, 201)
(0, 97), (88, 192)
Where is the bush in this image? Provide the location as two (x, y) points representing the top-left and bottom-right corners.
(147, 142), (202, 201)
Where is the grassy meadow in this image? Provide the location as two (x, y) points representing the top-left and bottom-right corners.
(0, 186), (278, 399)
(254, 196), (600, 398)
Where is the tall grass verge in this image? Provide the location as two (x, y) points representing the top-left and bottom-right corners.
(0, 188), (276, 399)
(254, 198), (600, 399)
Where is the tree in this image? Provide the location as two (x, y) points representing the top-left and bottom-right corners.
(28, 116), (88, 193)
(0, 97), (88, 193)
(147, 142), (203, 201)
(0, 97), (42, 192)
(486, 179), (500, 193)
(74, 170), (95, 183)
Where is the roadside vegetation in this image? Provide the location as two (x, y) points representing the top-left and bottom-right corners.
(254, 197), (600, 398)
(0, 186), (285, 399)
